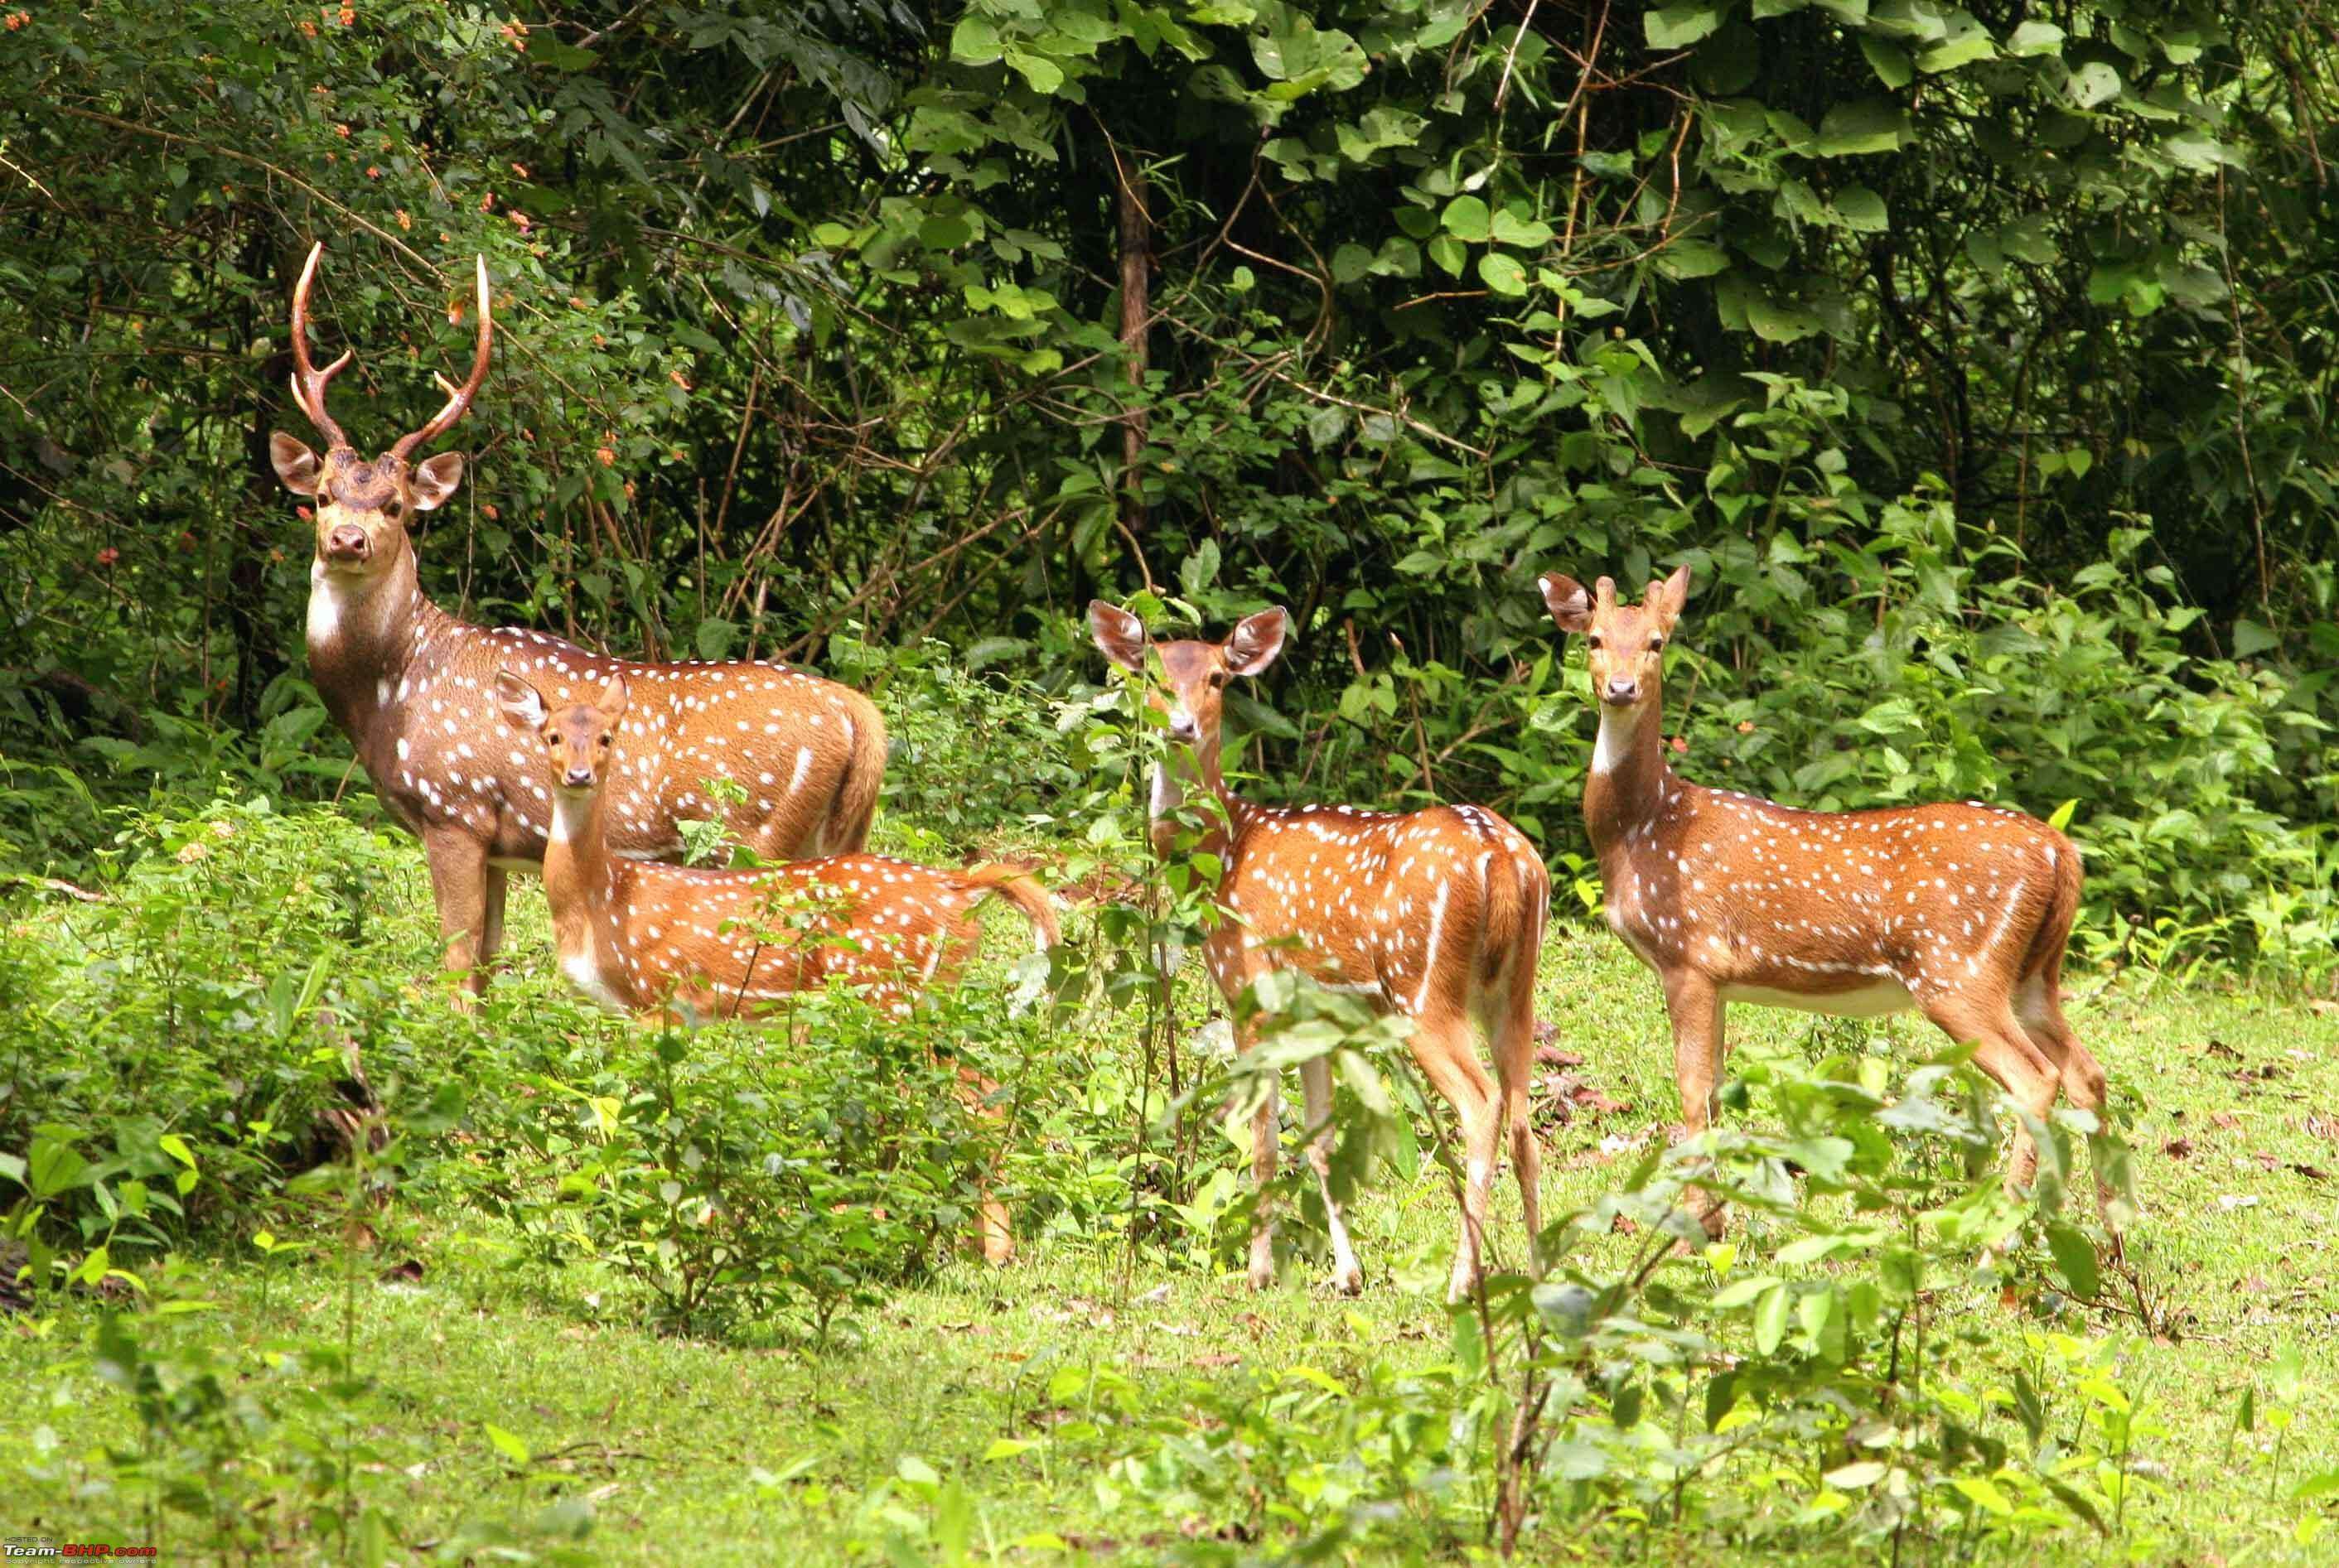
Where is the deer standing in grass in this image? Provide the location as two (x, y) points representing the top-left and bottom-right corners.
(268, 244), (886, 999)
(1538, 567), (2112, 1236)
(498, 669), (1056, 1262)
(1089, 602), (1549, 1301)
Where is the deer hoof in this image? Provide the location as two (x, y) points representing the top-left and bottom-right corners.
(1329, 1266), (1363, 1297)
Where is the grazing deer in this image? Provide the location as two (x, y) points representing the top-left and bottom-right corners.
(1538, 567), (2111, 1235)
(498, 669), (1056, 1262)
(1089, 602), (1549, 1301)
(268, 244), (886, 998)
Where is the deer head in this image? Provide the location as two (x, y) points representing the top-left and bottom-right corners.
(269, 243), (493, 585)
(1087, 601), (1288, 765)
(497, 670), (627, 792)
(1539, 565), (1691, 714)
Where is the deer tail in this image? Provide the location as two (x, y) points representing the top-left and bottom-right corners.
(819, 690), (888, 854)
(959, 863), (1061, 952)
(2021, 828), (2085, 985)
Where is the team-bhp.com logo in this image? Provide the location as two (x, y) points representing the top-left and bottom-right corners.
(2, 1541), (158, 1559)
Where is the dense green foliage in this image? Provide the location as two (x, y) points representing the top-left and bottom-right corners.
(3, 0), (2336, 965)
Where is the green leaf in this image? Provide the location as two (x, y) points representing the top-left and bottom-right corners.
(1646, 3), (1725, 51)
(1489, 210), (1554, 248)
(1426, 233), (1467, 277)
(2007, 19), (2064, 56)
(983, 1437), (1041, 1460)
(1656, 240), (1730, 279)
(1916, 12), (1995, 73)
(1005, 50), (1065, 93)
(1858, 36), (1913, 89)
(2067, 60), (2122, 109)
(1952, 1474), (2013, 1515)
(157, 1133), (198, 1170)
(1753, 1282), (1790, 1353)
(1817, 101), (1911, 157)
(2046, 1221), (2098, 1299)
(1824, 1459), (1887, 1488)
(1478, 253), (1529, 297)
(2232, 619), (2280, 659)
(2046, 798), (2078, 833)
(950, 16), (1003, 65)
(1833, 186), (1887, 232)
(485, 1423), (531, 1465)
(1440, 195), (1491, 243)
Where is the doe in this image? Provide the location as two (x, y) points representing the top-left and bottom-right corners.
(1090, 602), (1549, 1300)
(1538, 567), (2111, 1235)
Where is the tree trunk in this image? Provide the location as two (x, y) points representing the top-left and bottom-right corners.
(230, 229), (289, 730)
(1117, 158), (1151, 538)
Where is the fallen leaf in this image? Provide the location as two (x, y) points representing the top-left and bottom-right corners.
(1534, 1043), (1586, 1068)
(2204, 1039), (2244, 1061)
(1191, 1352), (1243, 1368)
(2162, 1138), (2194, 1159)
(2211, 1111), (2243, 1131)
(1611, 1213), (1640, 1236)
(379, 1258), (424, 1283)
(1134, 1282), (1172, 1306)
(2305, 1113), (2339, 1143)
(2288, 1163), (2329, 1183)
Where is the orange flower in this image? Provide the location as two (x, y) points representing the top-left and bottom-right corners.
(595, 446), (616, 466)
(96, 547), (119, 567)
(478, 191), (495, 212)
(394, 209), (412, 230)
(481, 503), (500, 521)
(298, 17), (317, 35)
(1670, 736), (1689, 754)
(338, 4), (354, 23)
(365, 165), (381, 179)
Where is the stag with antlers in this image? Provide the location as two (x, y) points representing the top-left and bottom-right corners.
(268, 244), (887, 999)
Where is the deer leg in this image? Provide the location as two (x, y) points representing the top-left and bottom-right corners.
(1661, 970), (1728, 1239)
(1923, 991), (2061, 1200)
(1487, 961), (1544, 1275)
(953, 1064), (1015, 1266)
(2017, 974), (2119, 1233)
(1410, 1011), (1501, 1304)
(1298, 1054), (1365, 1295)
(420, 826), (491, 1006)
(479, 866), (510, 973)
(1244, 1021), (1282, 1291)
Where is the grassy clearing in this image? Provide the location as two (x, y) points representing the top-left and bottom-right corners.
(2, 827), (2336, 1565)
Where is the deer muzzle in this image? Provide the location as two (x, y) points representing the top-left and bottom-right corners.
(324, 524), (372, 563)
(1602, 677), (1641, 706)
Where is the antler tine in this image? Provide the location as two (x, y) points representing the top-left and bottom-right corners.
(288, 242), (354, 451)
(389, 254), (493, 464)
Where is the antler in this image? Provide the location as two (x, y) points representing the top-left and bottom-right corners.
(288, 242), (354, 451)
(389, 254), (493, 465)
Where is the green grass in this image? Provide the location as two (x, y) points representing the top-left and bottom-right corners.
(2, 828), (2337, 1565)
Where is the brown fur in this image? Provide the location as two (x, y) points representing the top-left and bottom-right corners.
(1539, 567), (2114, 1237)
(1090, 601), (1549, 1302)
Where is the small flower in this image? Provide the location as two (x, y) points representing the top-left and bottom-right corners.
(596, 446), (616, 466)
(176, 842), (210, 864)
(510, 162), (529, 178)
(365, 165), (381, 179)
(568, 295), (587, 310)
(478, 191), (495, 212)
(394, 209), (412, 230)
(338, 3), (354, 24)
(669, 370), (691, 391)
(298, 17), (317, 35)
(1736, 720), (1754, 734)
(297, 504), (313, 520)
(510, 210), (531, 233)
(623, 480), (637, 501)
(3, 12), (29, 30)
(481, 503), (500, 521)
(95, 546), (119, 567)
(335, 123), (350, 138)
(1670, 736), (1688, 754)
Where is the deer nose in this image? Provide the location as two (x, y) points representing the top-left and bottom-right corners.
(1167, 711), (1200, 743)
(1602, 677), (1640, 706)
(325, 525), (370, 562)
(561, 766), (595, 789)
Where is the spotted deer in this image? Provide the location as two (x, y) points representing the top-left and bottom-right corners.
(499, 670), (1056, 1261)
(1538, 567), (2111, 1235)
(1089, 602), (1549, 1301)
(268, 244), (886, 998)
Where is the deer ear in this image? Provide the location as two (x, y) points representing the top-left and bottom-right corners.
(270, 432), (322, 496)
(409, 451), (466, 512)
(1652, 562), (1692, 625)
(1538, 573), (1593, 634)
(1087, 601), (1149, 673)
(1225, 606), (1290, 678)
(495, 669), (546, 731)
(597, 674), (629, 717)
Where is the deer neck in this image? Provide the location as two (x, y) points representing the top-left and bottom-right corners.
(543, 786), (620, 974)
(1148, 734), (1238, 861)
(1583, 692), (1675, 860)
(306, 548), (432, 736)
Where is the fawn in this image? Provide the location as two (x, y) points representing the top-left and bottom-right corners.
(1539, 567), (2112, 1236)
(1090, 601), (1549, 1301)
(499, 669), (1056, 1262)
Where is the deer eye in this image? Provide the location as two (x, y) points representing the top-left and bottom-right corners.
(1649, 635), (1665, 652)
(1586, 633), (1603, 650)
(1207, 671), (1227, 689)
